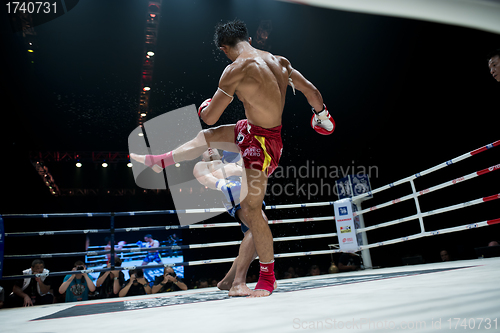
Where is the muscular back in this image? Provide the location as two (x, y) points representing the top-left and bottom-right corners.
(222, 49), (291, 128)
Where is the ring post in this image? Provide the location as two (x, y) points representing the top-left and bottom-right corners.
(335, 174), (373, 268)
(409, 179), (426, 233)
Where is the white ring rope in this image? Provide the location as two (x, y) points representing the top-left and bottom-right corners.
(1, 140), (498, 280)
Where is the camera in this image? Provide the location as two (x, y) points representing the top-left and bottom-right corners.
(76, 265), (85, 270)
(166, 272), (176, 278)
(134, 269), (144, 278)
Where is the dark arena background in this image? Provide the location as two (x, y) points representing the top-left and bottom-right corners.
(1, 1), (500, 332)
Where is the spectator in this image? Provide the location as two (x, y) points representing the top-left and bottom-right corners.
(338, 253), (361, 272)
(440, 250), (452, 262)
(286, 266), (298, 278)
(12, 259), (54, 307)
(119, 269), (151, 297)
(307, 265), (322, 276)
(282, 271), (293, 279)
(487, 48), (500, 82)
(488, 241), (499, 247)
(151, 266), (187, 294)
(0, 285), (5, 308)
(59, 261), (96, 302)
(198, 278), (209, 289)
(95, 257), (125, 299)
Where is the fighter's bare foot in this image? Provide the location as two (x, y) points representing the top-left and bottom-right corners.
(228, 283), (252, 296)
(248, 281), (277, 298)
(130, 153), (163, 173)
(217, 279), (232, 291)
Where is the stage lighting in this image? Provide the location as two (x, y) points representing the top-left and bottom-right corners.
(76, 162), (82, 168)
(175, 163), (180, 167)
(102, 162), (108, 168)
(141, 113), (147, 117)
(143, 86), (151, 91)
(147, 51), (154, 56)
(127, 162), (133, 168)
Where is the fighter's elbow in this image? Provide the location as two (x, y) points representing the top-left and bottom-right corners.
(202, 114), (218, 126)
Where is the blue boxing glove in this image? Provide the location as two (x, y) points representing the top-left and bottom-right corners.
(221, 150), (241, 164)
(136, 241), (144, 247)
(216, 179), (241, 205)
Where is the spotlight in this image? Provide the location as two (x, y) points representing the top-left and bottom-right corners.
(143, 86), (151, 91)
(147, 51), (154, 57)
(76, 162), (82, 168)
(102, 162), (108, 168)
(175, 163), (180, 167)
(28, 49), (34, 53)
(127, 162), (133, 168)
(140, 113), (147, 117)
(138, 133), (144, 137)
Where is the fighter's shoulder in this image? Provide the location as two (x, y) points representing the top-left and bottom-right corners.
(220, 61), (247, 84)
(274, 55), (291, 65)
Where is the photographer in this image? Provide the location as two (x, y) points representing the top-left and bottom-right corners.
(119, 268), (151, 297)
(11, 259), (54, 307)
(152, 266), (187, 294)
(95, 256), (125, 299)
(58, 261), (96, 302)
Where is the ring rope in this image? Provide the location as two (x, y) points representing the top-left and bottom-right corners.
(356, 217), (500, 250)
(1, 140), (497, 220)
(354, 164), (500, 217)
(356, 193), (499, 234)
(4, 216), (334, 238)
(3, 232), (338, 261)
(351, 139), (500, 202)
(2, 140), (498, 281)
(0, 201), (335, 219)
(4, 217), (498, 281)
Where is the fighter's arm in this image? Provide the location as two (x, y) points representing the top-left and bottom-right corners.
(279, 56), (324, 111)
(199, 64), (243, 125)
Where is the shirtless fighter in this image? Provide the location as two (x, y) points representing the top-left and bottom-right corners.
(193, 148), (261, 296)
(131, 19), (333, 297)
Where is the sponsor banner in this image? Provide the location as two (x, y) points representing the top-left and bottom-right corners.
(334, 198), (359, 252)
(335, 174), (373, 201)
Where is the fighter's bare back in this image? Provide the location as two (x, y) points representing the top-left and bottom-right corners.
(219, 49), (291, 129)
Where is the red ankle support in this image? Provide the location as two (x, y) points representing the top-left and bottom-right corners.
(255, 261), (276, 293)
(144, 151), (175, 169)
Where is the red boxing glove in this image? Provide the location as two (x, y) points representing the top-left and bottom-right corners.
(311, 104), (335, 135)
(198, 98), (212, 117)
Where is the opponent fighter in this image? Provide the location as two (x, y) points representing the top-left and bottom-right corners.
(131, 19), (333, 296)
(138, 234), (163, 266)
(193, 148), (262, 296)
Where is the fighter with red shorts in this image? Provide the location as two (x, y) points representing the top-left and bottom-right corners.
(130, 20), (334, 297)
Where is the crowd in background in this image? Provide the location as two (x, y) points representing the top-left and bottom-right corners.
(1, 238), (499, 309)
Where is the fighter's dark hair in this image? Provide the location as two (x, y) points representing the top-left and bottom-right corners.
(144, 234), (152, 239)
(486, 48), (500, 61)
(214, 19), (248, 48)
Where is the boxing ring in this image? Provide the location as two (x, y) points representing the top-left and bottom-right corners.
(1, 139), (499, 332)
